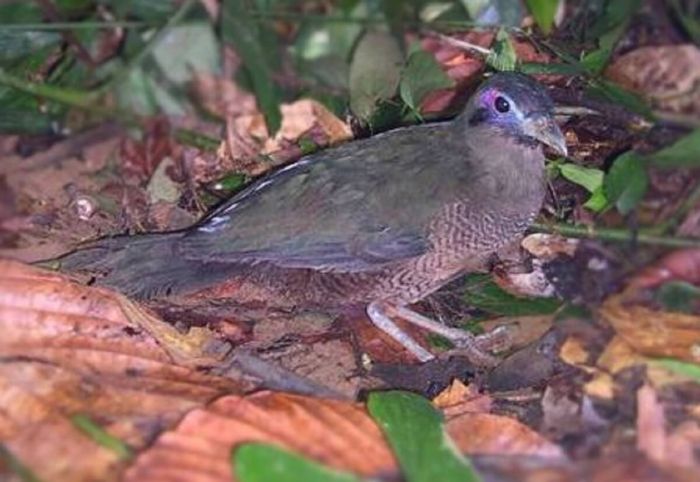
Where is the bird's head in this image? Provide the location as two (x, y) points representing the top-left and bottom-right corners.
(462, 72), (567, 157)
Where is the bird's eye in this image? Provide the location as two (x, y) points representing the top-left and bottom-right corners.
(495, 96), (510, 113)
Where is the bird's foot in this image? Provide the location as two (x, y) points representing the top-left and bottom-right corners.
(366, 301), (510, 367)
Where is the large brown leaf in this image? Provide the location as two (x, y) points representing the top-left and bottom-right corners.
(0, 260), (248, 482)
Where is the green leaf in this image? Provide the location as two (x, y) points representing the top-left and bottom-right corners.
(399, 46), (454, 113)
(584, 186), (608, 212)
(462, 274), (561, 316)
(349, 30), (403, 124)
(581, 0), (641, 73)
(647, 129), (700, 168)
(461, 0), (524, 26)
(655, 358), (700, 383)
(558, 163), (604, 193)
(655, 281), (700, 314)
(234, 443), (363, 482)
(487, 28), (517, 71)
(71, 414), (133, 460)
(525, 0), (559, 35)
(604, 151), (648, 215)
(558, 163), (609, 212)
(221, 0), (282, 135)
(151, 22), (220, 85)
(368, 391), (482, 482)
(668, 0), (700, 45)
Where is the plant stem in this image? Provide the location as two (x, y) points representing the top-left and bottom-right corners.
(531, 222), (700, 248)
(0, 67), (94, 107)
(430, 32), (492, 56)
(0, 68), (136, 123)
(0, 21), (148, 30)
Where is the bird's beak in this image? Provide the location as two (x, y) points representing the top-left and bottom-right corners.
(524, 114), (568, 157)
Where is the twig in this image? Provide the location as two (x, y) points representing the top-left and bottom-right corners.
(429, 31), (493, 56)
(0, 21), (148, 30)
(219, 349), (348, 400)
(549, 88), (652, 131)
(0, 67), (136, 125)
(246, 10), (481, 28)
(530, 222), (700, 248)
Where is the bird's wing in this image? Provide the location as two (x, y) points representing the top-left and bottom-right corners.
(177, 123), (472, 272)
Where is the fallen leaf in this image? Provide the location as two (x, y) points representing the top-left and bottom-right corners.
(224, 99), (352, 176)
(560, 336), (592, 365)
(446, 411), (564, 458)
(606, 44), (700, 118)
(521, 233), (579, 260)
(125, 391), (397, 482)
(433, 380), (492, 417)
(0, 260), (248, 482)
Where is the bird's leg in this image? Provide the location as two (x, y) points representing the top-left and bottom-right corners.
(387, 304), (506, 367)
(367, 301), (508, 366)
(367, 301), (435, 362)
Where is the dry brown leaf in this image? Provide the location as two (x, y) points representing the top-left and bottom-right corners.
(606, 44), (700, 118)
(446, 411), (564, 458)
(0, 260), (248, 482)
(601, 291), (700, 363)
(521, 233), (579, 260)
(223, 99), (352, 176)
(560, 336), (592, 366)
(433, 380), (492, 417)
(585, 371), (615, 400)
(125, 391), (397, 482)
(600, 249), (700, 363)
(191, 72), (257, 118)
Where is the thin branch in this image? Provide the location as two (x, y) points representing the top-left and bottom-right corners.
(530, 222), (700, 248)
(0, 21), (148, 30)
(428, 31), (493, 56)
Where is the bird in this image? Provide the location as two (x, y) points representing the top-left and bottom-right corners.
(59, 72), (567, 365)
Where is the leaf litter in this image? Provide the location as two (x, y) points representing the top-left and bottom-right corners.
(1, 1), (700, 481)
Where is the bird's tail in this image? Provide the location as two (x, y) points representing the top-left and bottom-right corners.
(57, 232), (206, 299)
